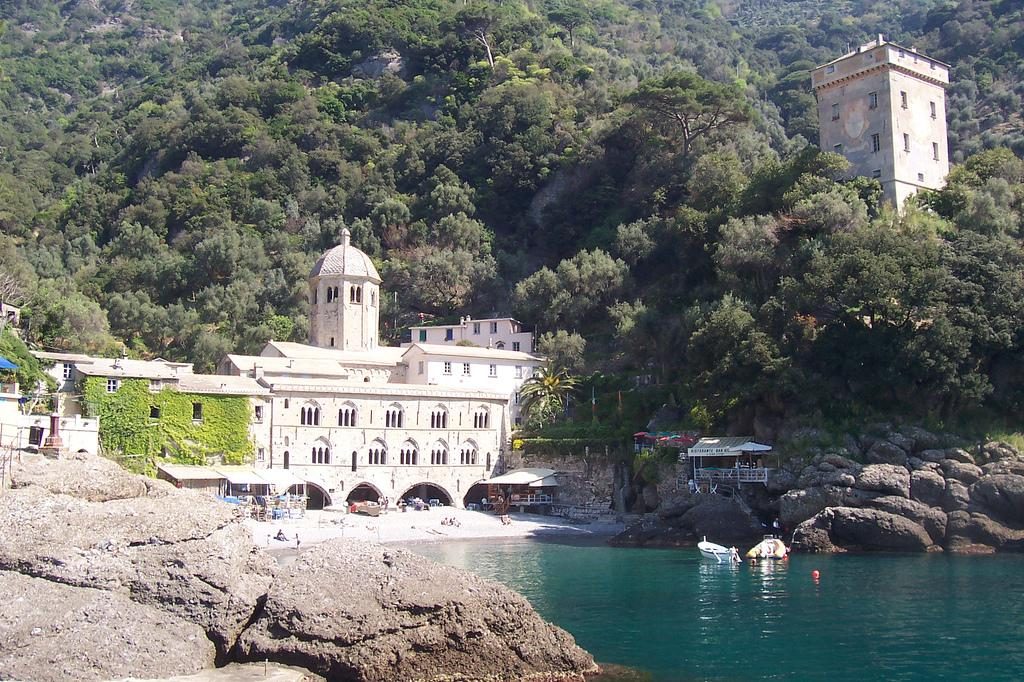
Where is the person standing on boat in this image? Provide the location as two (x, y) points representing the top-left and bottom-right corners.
(729, 547), (741, 563)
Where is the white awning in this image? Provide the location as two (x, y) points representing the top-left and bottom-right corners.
(485, 468), (559, 486)
(214, 466), (270, 486)
(688, 437), (773, 457)
(256, 468), (305, 490)
(157, 464), (223, 482)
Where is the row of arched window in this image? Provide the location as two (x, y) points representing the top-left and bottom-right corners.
(314, 285), (371, 305)
(312, 446), (331, 464)
(300, 407), (321, 426)
(299, 445), (491, 470)
(294, 405), (491, 429)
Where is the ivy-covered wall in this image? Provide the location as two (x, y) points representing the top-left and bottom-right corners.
(83, 377), (254, 467)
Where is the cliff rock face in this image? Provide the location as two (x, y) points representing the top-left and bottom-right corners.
(788, 431), (1024, 554)
(0, 452), (596, 681)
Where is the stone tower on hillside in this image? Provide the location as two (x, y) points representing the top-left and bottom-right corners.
(308, 228), (381, 350)
(812, 35), (950, 208)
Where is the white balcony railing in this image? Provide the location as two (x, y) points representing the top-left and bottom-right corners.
(694, 467), (769, 484)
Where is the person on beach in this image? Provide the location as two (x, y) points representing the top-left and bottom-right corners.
(295, 533), (301, 549)
(275, 529), (287, 542)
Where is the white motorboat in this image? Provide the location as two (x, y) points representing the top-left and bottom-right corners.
(698, 538), (740, 563)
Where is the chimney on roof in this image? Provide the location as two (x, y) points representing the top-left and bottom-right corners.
(341, 227), (351, 247)
(877, 34), (884, 46)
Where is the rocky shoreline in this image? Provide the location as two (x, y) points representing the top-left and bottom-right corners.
(0, 452), (597, 682)
(611, 426), (1024, 554)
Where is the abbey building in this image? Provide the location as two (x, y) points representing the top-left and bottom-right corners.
(218, 229), (542, 508)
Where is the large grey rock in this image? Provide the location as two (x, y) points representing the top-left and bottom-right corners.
(968, 474), (1024, 526)
(841, 487), (886, 507)
(886, 432), (916, 455)
(910, 469), (946, 507)
(982, 459), (1024, 476)
(351, 49), (405, 78)
(822, 453), (861, 469)
(866, 496), (948, 544)
(982, 441), (1020, 463)
(790, 516), (841, 554)
(0, 571), (215, 681)
(900, 426), (943, 452)
(10, 450), (149, 501)
(940, 459), (983, 485)
(943, 480), (971, 513)
(854, 464), (910, 498)
(799, 468), (856, 488)
(918, 449), (947, 464)
(814, 507), (934, 552)
(678, 495), (761, 542)
(235, 539), (597, 682)
(866, 440), (908, 466)
(779, 486), (845, 528)
(946, 511), (1024, 553)
(943, 448), (977, 465)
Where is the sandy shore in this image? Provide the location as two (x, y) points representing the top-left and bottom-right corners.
(245, 506), (623, 551)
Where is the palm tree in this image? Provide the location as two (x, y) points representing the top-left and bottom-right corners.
(519, 362), (579, 428)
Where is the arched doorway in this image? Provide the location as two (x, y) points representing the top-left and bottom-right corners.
(283, 451), (290, 469)
(346, 482), (382, 504)
(463, 483), (489, 508)
(295, 482), (331, 510)
(400, 482), (454, 506)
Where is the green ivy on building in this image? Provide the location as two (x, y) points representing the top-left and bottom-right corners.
(82, 377), (254, 471)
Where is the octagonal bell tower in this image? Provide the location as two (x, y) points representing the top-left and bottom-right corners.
(308, 229), (381, 350)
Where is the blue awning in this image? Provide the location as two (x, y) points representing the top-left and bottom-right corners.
(0, 356), (17, 370)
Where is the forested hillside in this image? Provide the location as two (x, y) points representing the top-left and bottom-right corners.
(1, 0), (1022, 432)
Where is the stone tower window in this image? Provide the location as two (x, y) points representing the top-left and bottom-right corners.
(868, 92), (878, 109)
(900, 91), (908, 109)
(871, 133), (880, 153)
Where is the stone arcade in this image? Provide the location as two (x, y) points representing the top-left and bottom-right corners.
(219, 229), (543, 509)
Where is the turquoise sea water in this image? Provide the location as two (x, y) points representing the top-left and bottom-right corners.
(407, 538), (1024, 681)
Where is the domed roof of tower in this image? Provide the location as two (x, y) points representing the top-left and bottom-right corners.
(310, 229), (381, 282)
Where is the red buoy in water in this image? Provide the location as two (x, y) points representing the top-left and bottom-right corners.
(811, 569), (820, 580)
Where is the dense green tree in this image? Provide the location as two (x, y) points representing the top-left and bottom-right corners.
(625, 71), (754, 160)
